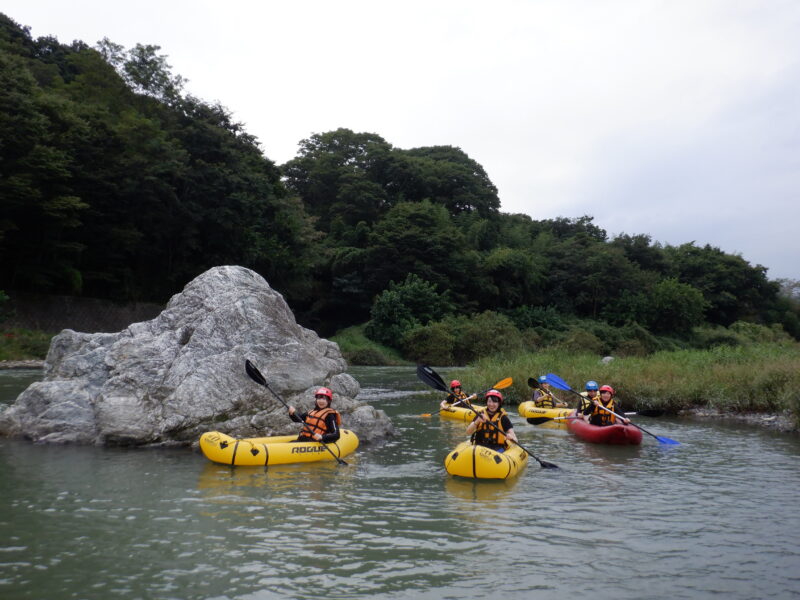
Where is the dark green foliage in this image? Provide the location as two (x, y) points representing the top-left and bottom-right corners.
(401, 321), (457, 365)
(664, 243), (779, 327)
(504, 305), (567, 331)
(0, 16), (317, 304)
(0, 13), (792, 351)
(400, 311), (524, 366)
(648, 278), (708, 334)
(365, 273), (452, 346)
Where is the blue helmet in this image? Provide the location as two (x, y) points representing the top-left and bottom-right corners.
(585, 380), (599, 391)
(538, 375), (547, 384)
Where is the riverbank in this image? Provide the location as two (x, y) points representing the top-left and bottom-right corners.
(0, 360), (45, 369)
(2, 356), (798, 434)
(681, 407), (797, 433)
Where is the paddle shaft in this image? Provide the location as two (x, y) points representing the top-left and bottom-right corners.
(594, 403), (671, 443)
(545, 372), (679, 445)
(417, 365), (559, 469)
(245, 361), (348, 465)
(466, 401), (558, 469)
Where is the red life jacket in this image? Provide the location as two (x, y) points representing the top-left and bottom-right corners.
(298, 407), (341, 440)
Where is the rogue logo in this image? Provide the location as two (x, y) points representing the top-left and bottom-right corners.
(291, 446), (327, 454)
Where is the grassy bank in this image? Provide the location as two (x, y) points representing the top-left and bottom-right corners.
(0, 328), (52, 361)
(331, 325), (411, 366)
(452, 343), (800, 426)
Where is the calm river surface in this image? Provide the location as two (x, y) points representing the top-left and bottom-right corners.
(1, 366), (799, 600)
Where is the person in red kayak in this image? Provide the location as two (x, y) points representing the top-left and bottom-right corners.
(577, 380), (599, 413)
(465, 389), (518, 452)
(288, 387), (341, 443)
(580, 385), (630, 426)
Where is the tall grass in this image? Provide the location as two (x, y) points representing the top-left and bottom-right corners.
(330, 324), (410, 366)
(0, 328), (53, 361)
(466, 344), (800, 425)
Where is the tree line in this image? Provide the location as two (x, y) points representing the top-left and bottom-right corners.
(1, 13), (798, 363)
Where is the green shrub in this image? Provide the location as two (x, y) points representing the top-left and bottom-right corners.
(0, 328), (52, 361)
(449, 311), (524, 365)
(345, 347), (391, 366)
(555, 327), (604, 355)
(401, 321), (455, 365)
(365, 274), (451, 346)
(330, 324), (408, 366)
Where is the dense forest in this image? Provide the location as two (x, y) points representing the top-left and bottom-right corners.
(2, 13), (799, 365)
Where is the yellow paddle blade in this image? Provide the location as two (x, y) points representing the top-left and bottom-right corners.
(420, 413), (432, 417)
(493, 377), (513, 390)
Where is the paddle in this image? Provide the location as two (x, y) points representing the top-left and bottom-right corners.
(545, 372), (680, 445)
(417, 366), (559, 469)
(525, 377), (568, 409)
(416, 365), (511, 417)
(244, 359), (349, 465)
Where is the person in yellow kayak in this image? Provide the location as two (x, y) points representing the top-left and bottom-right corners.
(465, 389), (518, 452)
(579, 385), (630, 426)
(288, 386), (341, 443)
(531, 375), (568, 408)
(440, 379), (475, 411)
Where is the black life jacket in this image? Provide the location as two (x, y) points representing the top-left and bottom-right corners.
(472, 409), (508, 447)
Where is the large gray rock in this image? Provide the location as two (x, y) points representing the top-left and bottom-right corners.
(0, 266), (394, 446)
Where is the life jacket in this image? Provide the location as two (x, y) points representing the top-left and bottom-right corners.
(578, 392), (595, 412)
(298, 407), (342, 440)
(446, 391), (468, 405)
(533, 389), (557, 408)
(472, 409), (508, 448)
(589, 399), (619, 426)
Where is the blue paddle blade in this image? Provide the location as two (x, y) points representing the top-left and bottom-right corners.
(545, 372), (573, 392)
(656, 436), (680, 445)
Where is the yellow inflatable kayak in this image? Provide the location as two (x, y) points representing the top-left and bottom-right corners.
(444, 440), (528, 479)
(440, 404), (485, 422)
(199, 429), (359, 466)
(517, 401), (572, 426)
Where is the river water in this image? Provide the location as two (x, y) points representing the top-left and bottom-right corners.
(1, 366), (798, 600)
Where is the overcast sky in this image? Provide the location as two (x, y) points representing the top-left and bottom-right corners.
(5, 1), (799, 281)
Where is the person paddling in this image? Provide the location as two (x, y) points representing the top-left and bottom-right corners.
(531, 375), (568, 408)
(465, 390), (518, 452)
(577, 380), (599, 413)
(580, 385), (630, 426)
(440, 379), (475, 411)
(288, 387), (341, 443)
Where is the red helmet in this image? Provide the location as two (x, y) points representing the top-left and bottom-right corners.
(599, 385), (615, 395)
(450, 380), (462, 389)
(315, 387), (333, 401)
(484, 389), (503, 404)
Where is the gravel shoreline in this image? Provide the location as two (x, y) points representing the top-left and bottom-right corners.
(680, 407), (797, 433)
(0, 360), (45, 369)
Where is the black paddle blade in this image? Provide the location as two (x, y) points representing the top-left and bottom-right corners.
(416, 364), (448, 392)
(245, 359), (267, 386)
(527, 377), (539, 389)
(539, 460), (559, 469)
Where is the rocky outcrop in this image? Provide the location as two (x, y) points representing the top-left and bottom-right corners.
(0, 266), (394, 446)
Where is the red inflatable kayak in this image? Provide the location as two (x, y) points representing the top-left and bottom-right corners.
(566, 411), (643, 445)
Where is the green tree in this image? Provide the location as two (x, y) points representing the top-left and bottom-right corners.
(648, 278), (708, 335)
(365, 273), (452, 346)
